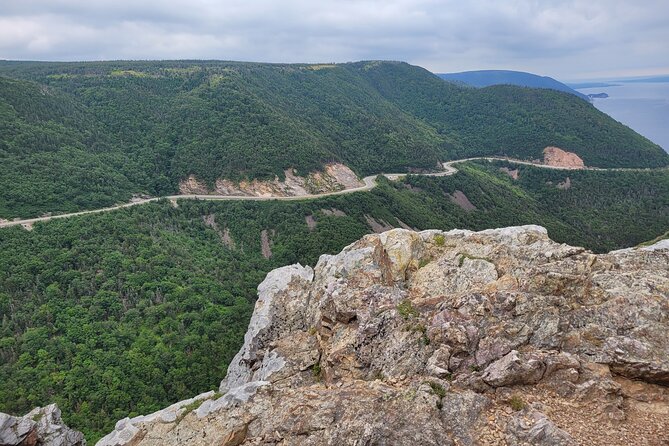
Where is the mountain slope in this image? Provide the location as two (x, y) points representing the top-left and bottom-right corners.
(361, 62), (667, 166)
(438, 69), (590, 100)
(1, 161), (667, 442)
(0, 77), (140, 218)
(0, 60), (667, 219)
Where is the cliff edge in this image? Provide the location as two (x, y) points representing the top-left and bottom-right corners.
(97, 226), (669, 446)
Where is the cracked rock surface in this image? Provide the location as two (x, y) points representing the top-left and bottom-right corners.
(0, 404), (86, 446)
(96, 226), (669, 446)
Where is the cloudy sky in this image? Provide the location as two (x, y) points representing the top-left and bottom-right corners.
(1, 0), (667, 80)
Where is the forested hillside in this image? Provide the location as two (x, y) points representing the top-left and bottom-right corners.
(360, 62), (667, 166)
(1, 161), (667, 442)
(1, 60), (666, 219)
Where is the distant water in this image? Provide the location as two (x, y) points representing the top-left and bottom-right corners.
(577, 82), (669, 153)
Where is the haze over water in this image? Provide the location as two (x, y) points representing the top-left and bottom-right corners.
(578, 82), (669, 153)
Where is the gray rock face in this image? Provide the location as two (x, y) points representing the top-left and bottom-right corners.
(507, 408), (575, 445)
(483, 350), (546, 387)
(0, 404), (85, 446)
(220, 263), (315, 392)
(96, 226), (669, 446)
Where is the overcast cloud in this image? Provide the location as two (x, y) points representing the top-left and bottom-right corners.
(0, 0), (667, 80)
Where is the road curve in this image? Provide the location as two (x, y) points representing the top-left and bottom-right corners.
(0, 157), (662, 229)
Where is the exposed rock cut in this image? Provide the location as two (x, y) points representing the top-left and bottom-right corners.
(97, 226), (669, 446)
(0, 404), (86, 446)
(179, 163), (363, 196)
(543, 147), (585, 169)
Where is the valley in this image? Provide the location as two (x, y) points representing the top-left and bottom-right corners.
(0, 59), (668, 445)
(1, 158), (667, 442)
(2, 153), (665, 230)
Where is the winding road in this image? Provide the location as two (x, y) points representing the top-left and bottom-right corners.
(0, 157), (660, 229)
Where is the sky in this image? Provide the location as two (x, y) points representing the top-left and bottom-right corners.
(0, 0), (668, 80)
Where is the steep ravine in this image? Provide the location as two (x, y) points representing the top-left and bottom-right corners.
(3, 226), (669, 445)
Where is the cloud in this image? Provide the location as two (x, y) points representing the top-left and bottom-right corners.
(0, 0), (667, 79)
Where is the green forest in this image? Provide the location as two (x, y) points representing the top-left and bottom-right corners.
(1, 60), (666, 219)
(1, 161), (667, 442)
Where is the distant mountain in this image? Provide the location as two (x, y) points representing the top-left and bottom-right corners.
(569, 75), (669, 89)
(617, 75), (669, 84)
(438, 70), (590, 101)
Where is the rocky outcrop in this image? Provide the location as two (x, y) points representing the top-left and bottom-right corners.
(543, 147), (585, 169)
(0, 404), (85, 446)
(179, 163), (363, 196)
(97, 226), (669, 446)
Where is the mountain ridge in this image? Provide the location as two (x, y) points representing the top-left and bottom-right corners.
(1, 60), (667, 219)
(437, 69), (590, 101)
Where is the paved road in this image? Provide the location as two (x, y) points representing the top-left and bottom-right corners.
(0, 157), (661, 229)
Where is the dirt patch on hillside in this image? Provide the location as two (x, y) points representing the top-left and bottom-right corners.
(396, 219), (417, 231)
(261, 229), (274, 259)
(543, 147), (585, 169)
(446, 190), (477, 211)
(221, 228), (235, 248)
(179, 163), (363, 196)
(203, 214), (235, 248)
(305, 215), (317, 231)
(364, 215), (394, 233)
(321, 208), (347, 217)
(499, 167), (519, 180)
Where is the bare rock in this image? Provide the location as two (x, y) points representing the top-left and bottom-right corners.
(507, 408), (576, 445)
(179, 163), (363, 196)
(97, 225), (669, 446)
(0, 404), (85, 446)
(220, 263), (314, 392)
(500, 167), (520, 180)
(482, 350), (546, 387)
(542, 147), (585, 169)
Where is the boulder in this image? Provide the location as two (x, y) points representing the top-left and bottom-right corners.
(0, 404), (85, 446)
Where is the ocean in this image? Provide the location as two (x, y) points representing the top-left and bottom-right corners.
(577, 82), (669, 153)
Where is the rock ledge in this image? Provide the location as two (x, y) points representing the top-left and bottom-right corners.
(97, 226), (669, 446)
